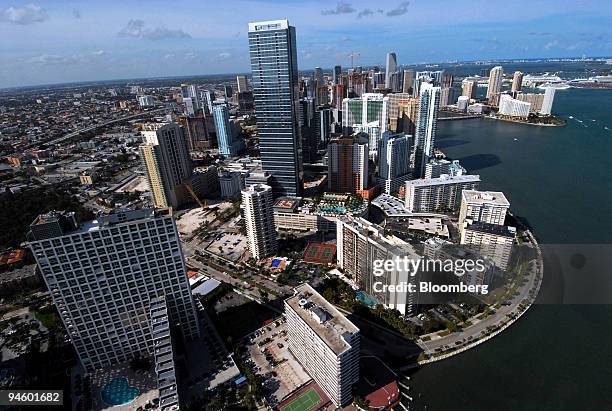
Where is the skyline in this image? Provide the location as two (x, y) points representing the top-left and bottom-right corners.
(0, 0), (611, 88)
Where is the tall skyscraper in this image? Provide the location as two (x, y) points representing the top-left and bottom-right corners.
(540, 87), (556, 115)
(512, 71), (524, 93)
(213, 104), (241, 157)
(284, 283), (360, 407)
(397, 98), (420, 136)
(314, 66), (324, 86)
(487, 66), (504, 104)
(248, 20), (303, 197)
(414, 83), (441, 177)
(341, 93), (389, 152)
(27, 209), (200, 372)
(236, 75), (249, 93)
(242, 184), (278, 259)
(461, 80), (478, 100)
(385, 52), (397, 89)
(377, 132), (411, 194)
(140, 123), (193, 208)
(405, 174), (481, 212)
(386, 92), (412, 132)
(327, 135), (369, 193)
(402, 69), (416, 95)
(333, 65), (342, 85)
(181, 83), (201, 112)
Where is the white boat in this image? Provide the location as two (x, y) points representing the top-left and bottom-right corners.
(538, 82), (571, 90)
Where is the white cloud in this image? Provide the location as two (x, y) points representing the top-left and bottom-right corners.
(93, 50), (106, 56)
(118, 19), (191, 40)
(0, 3), (48, 25)
(217, 52), (231, 61)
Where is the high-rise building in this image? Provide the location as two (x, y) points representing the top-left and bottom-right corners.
(242, 184), (278, 259)
(178, 114), (210, 150)
(341, 93), (389, 152)
(404, 174), (481, 212)
(397, 98), (419, 136)
(327, 135), (369, 193)
(27, 209), (200, 372)
(284, 283), (360, 407)
(461, 80), (478, 100)
(512, 71), (524, 93)
(498, 94), (531, 118)
(248, 20), (303, 197)
(333, 65), (342, 85)
(486, 66), (504, 104)
(402, 69), (416, 95)
(385, 52), (397, 89)
(440, 87), (455, 107)
(213, 104), (242, 157)
(336, 216), (419, 315)
(224, 84), (233, 99)
(377, 132), (411, 194)
(314, 67), (324, 86)
(385, 92), (412, 132)
(140, 123), (193, 209)
(441, 71), (454, 88)
(459, 190), (510, 226)
(460, 222), (516, 271)
(181, 83), (201, 111)
(414, 83), (441, 177)
(424, 158), (466, 179)
(219, 171), (244, 200)
(236, 75), (249, 93)
(540, 87), (556, 115)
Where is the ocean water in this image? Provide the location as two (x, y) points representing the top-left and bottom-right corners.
(408, 88), (612, 410)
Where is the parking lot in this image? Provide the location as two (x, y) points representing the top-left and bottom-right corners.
(243, 320), (311, 407)
(206, 232), (248, 262)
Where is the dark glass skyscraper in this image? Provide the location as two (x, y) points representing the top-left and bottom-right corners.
(248, 20), (303, 196)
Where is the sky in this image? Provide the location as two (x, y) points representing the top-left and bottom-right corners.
(0, 0), (611, 88)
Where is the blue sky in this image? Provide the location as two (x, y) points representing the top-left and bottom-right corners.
(0, 0), (610, 88)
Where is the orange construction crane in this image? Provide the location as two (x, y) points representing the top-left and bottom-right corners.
(183, 183), (207, 209)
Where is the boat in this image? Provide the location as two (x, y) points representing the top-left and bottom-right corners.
(538, 82), (571, 90)
(513, 138), (518, 141)
(569, 116), (574, 119)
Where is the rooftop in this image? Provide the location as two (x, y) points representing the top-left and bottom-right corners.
(465, 221), (516, 238)
(462, 190), (510, 207)
(285, 283), (359, 356)
(406, 174), (481, 187)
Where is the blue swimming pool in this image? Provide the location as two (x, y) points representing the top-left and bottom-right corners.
(101, 377), (139, 406)
(356, 291), (379, 307)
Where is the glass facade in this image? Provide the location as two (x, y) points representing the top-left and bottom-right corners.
(248, 20), (303, 196)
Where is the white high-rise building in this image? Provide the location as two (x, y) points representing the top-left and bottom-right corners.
(336, 216), (420, 315)
(540, 87), (556, 115)
(487, 66), (504, 104)
(138, 95), (155, 107)
(512, 71), (524, 93)
(424, 158), (466, 179)
(385, 52), (397, 89)
(414, 83), (441, 177)
(242, 184), (278, 259)
(377, 131), (411, 194)
(459, 190), (510, 226)
(404, 174), (481, 212)
(285, 283), (360, 407)
(498, 94), (531, 118)
(27, 209), (200, 372)
(341, 93), (389, 153)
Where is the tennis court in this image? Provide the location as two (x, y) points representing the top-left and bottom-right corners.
(278, 387), (322, 411)
(302, 243), (336, 264)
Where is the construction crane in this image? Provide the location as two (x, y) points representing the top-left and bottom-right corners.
(347, 51), (360, 69)
(183, 182), (208, 209)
